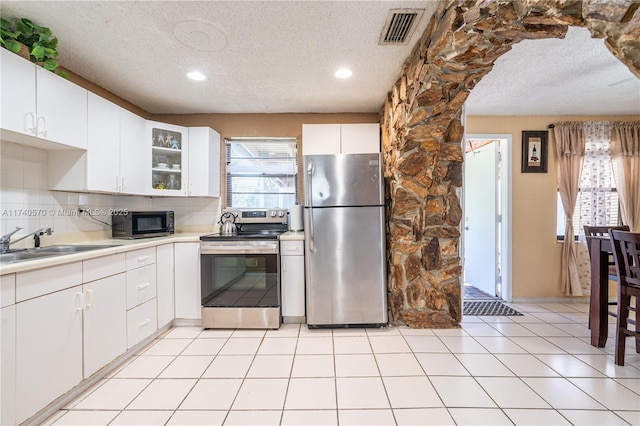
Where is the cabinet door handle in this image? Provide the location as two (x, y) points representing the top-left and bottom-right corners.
(137, 283), (150, 291)
(121, 176), (126, 192)
(84, 289), (94, 308)
(25, 112), (36, 134)
(282, 258), (286, 272)
(75, 292), (84, 311)
(36, 116), (47, 137)
(136, 255), (149, 262)
(138, 318), (151, 328)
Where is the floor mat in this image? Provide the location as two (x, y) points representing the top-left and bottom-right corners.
(463, 284), (498, 300)
(463, 300), (523, 316)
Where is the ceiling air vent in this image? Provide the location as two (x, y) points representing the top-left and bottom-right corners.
(379, 9), (425, 45)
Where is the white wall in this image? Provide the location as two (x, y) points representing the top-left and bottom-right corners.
(0, 141), (219, 245)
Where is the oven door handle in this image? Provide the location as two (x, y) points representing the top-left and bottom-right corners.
(200, 245), (278, 255)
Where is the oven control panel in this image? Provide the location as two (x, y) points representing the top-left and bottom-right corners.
(223, 208), (287, 224)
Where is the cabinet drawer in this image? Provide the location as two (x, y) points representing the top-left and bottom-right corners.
(16, 262), (83, 302)
(126, 299), (157, 349)
(126, 264), (157, 309)
(0, 274), (15, 307)
(280, 240), (304, 256)
(83, 253), (126, 283)
(125, 247), (156, 270)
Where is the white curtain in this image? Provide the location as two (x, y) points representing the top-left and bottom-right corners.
(575, 122), (613, 295)
(611, 121), (640, 232)
(580, 122), (615, 229)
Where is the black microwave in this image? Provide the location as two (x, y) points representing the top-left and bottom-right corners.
(112, 211), (174, 239)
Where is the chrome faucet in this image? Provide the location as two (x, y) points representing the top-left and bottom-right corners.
(0, 227), (53, 253)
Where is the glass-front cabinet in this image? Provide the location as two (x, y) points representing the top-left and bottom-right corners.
(147, 121), (188, 195)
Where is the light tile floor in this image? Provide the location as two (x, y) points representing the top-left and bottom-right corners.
(44, 302), (640, 425)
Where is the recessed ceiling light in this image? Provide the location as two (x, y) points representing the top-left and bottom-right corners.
(335, 68), (353, 79)
(187, 71), (206, 81)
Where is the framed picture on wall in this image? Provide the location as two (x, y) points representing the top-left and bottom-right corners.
(521, 130), (548, 173)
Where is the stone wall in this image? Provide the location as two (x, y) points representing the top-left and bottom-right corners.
(383, 0), (640, 328)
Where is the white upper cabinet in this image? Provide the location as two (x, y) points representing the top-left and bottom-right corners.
(340, 123), (381, 154)
(49, 93), (147, 194)
(187, 127), (221, 197)
(148, 121), (188, 196)
(119, 109), (147, 194)
(0, 49), (87, 150)
(301, 124), (341, 155)
(86, 94), (147, 194)
(86, 93), (121, 192)
(0, 49), (36, 137)
(302, 123), (380, 155)
(36, 66), (88, 149)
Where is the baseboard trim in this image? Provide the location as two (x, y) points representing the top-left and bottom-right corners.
(509, 296), (590, 304)
(172, 318), (202, 327)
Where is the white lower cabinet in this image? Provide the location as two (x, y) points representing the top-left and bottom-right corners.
(125, 247), (158, 348)
(280, 240), (306, 323)
(174, 242), (201, 320)
(12, 249), (142, 424)
(126, 264), (157, 310)
(7, 242), (181, 423)
(1, 305), (16, 426)
(16, 286), (83, 424)
(83, 274), (127, 378)
(156, 243), (175, 328)
(127, 299), (157, 349)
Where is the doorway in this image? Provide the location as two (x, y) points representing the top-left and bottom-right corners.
(462, 134), (512, 302)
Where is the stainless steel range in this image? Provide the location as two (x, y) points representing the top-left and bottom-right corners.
(200, 208), (288, 329)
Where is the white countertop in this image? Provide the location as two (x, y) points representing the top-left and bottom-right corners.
(279, 231), (305, 241)
(3, 231), (307, 275)
(0, 233), (205, 275)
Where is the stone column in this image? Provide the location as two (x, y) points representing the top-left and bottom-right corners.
(382, 0), (640, 328)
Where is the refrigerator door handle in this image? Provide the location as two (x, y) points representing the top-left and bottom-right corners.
(306, 160), (314, 206)
(309, 207), (315, 252)
(306, 159), (315, 252)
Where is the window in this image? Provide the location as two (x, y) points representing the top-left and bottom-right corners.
(226, 138), (298, 208)
(557, 123), (620, 239)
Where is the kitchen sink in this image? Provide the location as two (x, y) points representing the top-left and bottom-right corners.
(0, 245), (122, 264)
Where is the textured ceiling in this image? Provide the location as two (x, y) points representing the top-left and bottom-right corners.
(1, 1), (638, 116)
(465, 26), (640, 116)
(0, 1), (436, 114)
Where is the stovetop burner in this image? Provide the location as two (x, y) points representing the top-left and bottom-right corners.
(203, 208), (289, 241)
(200, 231), (285, 241)
(200, 222), (288, 241)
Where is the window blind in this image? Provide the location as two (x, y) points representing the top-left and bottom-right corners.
(226, 138), (298, 208)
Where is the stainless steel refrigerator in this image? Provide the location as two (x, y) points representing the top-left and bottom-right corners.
(303, 153), (388, 327)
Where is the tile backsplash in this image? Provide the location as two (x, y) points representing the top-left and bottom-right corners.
(0, 141), (220, 243)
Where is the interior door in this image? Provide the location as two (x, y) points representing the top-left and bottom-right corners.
(463, 141), (498, 297)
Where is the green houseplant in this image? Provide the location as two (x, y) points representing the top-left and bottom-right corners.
(0, 17), (67, 78)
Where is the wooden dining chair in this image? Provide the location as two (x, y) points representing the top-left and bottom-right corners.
(609, 229), (640, 366)
(583, 225), (630, 328)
